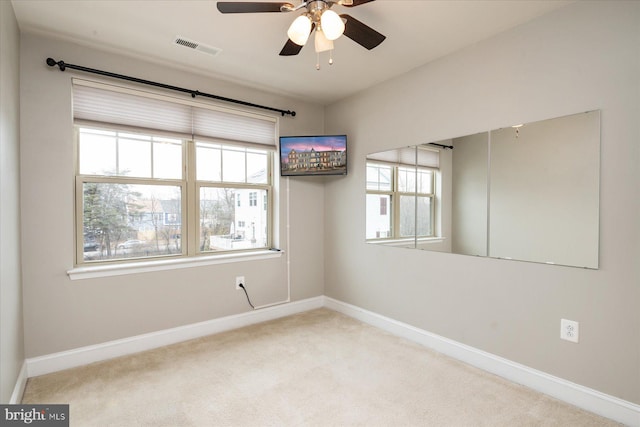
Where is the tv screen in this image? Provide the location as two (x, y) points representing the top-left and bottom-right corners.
(279, 135), (347, 177)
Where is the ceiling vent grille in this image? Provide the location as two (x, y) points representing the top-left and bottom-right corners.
(174, 37), (221, 57)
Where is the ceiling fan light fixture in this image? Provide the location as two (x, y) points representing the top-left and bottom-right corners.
(217, 0), (386, 68)
(314, 28), (334, 53)
(320, 9), (345, 41)
(287, 15), (312, 46)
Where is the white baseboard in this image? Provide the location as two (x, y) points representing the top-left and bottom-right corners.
(9, 361), (28, 404)
(20, 295), (639, 426)
(26, 296), (324, 378)
(324, 297), (640, 427)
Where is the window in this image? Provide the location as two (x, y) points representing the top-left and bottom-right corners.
(196, 144), (270, 252)
(74, 80), (276, 265)
(366, 164), (392, 239)
(366, 153), (437, 241)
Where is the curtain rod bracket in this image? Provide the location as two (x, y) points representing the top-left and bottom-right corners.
(46, 57), (296, 117)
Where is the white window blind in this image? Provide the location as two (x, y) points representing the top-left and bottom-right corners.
(192, 107), (275, 146)
(367, 146), (439, 168)
(72, 79), (277, 147)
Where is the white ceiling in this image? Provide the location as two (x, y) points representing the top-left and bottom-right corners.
(11, 0), (572, 105)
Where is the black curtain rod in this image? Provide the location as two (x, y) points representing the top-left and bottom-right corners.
(427, 142), (453, 150)
(46, 58), (296, 117)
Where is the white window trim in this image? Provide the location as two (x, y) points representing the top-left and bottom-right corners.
(67, 250), (283, 281)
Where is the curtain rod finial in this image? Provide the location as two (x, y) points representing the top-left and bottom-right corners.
(46, 58), (65, 71)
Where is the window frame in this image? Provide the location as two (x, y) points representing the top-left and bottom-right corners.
(74, 124), (275, 267)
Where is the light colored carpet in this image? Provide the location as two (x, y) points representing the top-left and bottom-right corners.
(22, 308), (619, 426)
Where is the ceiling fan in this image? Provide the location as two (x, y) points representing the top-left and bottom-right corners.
(217, 1), (386, 68)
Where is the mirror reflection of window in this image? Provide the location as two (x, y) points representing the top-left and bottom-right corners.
(366, 147), (439, 245)
(365, 110), (600, 269)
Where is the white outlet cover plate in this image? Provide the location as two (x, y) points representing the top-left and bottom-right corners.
(560, 318), (579, 343)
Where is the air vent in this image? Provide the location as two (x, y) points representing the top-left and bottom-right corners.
(174, 37), (221, 57)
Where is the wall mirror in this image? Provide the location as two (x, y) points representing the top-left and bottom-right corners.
(365, 110), (600, 269)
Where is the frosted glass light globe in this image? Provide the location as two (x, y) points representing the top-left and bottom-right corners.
(320, 10), (345, 41)
(288, 15), (312, 46)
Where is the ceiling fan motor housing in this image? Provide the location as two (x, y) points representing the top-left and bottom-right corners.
(306, 1), (331, 26)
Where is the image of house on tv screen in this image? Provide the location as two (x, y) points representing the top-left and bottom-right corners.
(280, 135), (347, 176)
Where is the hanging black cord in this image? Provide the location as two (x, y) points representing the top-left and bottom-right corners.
(238, 284), (255, 309)
(46, 58), (296, 117)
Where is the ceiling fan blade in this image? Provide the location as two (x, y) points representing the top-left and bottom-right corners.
(340, 14), (386, 50)
(216, 2), (293, 13)
(341, 0), (376, 7)
(279, 39), (305, 56)
(279, 22), (315, 56)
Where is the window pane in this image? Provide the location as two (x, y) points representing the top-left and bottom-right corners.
(153, 140), (182, 179)
(398, 167), (416, 193)
(247, 151), (268, 184)
(399, 195), (416, 237)
(399, 195), (432, 238)
(222, 147), (246, 182)
(119, 136), (151, 177)
(79, 128), (116, 175)
(416, 196), (433, 236)
(366, 164), (392, 191)
(366, 194), (391, 239)
(196, 143), (222, 181)
(80, 128), (184, 179)
(417, 169), (433, 194)
(199, 187), (268, 252)
(197, 143), (269, 184)
(82, 183), (182, 262)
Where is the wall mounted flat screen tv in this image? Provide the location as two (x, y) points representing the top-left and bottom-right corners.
(279, 135), (347, 177)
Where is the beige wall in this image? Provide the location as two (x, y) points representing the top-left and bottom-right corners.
(19, 34), (326, 358)
(324, 1), (639, 405)
(0, 0), (24, 403)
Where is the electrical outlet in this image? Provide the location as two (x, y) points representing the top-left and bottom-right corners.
(235, 276), (244, 290)
(560, 319), (579, 343)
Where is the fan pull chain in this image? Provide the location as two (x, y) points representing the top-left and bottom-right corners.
(315, 51), (335, 70)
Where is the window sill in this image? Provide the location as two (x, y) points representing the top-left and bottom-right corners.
(367, 237), (446, 248)
(67, 250), (283, 281)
